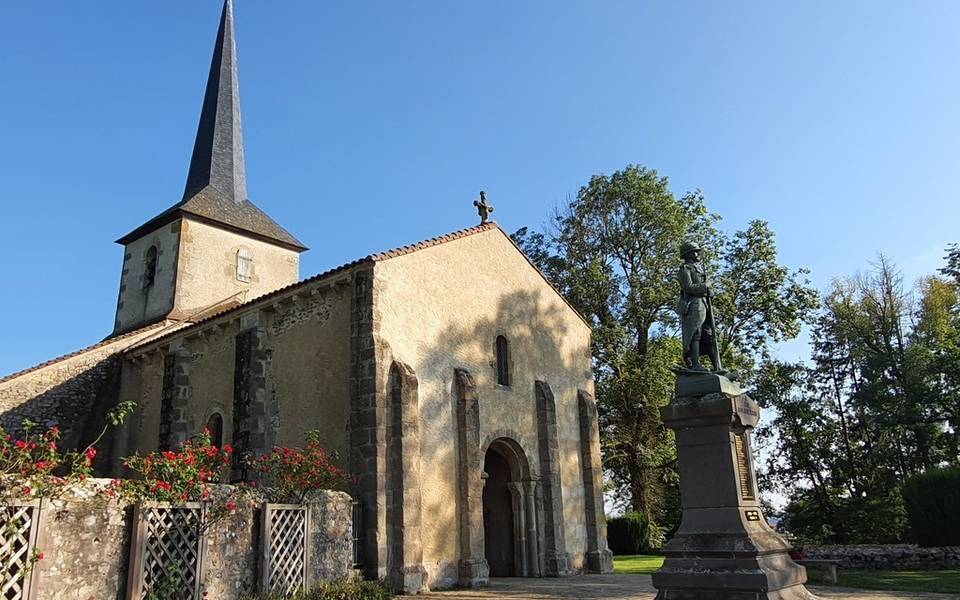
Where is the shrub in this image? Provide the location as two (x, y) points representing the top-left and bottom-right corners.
(0, 400), (135, 500)
(606, 511), (663, 554)
(238, 579), (394, 600)
(781, 489), (909, 545)
(903, 468), (960, 547)
(110, 429), (247, 530)
(249, 430), (350, 504)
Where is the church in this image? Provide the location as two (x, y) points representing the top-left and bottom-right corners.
(0, 1), (612, 591)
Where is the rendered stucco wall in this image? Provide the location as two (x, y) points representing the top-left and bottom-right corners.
(175, 218), (300, 316)
(118, 351), (164, 460)
(120, 273), (353, 467)
(186, 325), (239, 444)
(372, 227), (595, 587)
(269, 285), (352, 459)
(114, 222), (181, 334)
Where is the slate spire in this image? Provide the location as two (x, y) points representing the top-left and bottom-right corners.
(183, 0), (247, 204)
(117, 0), (306, 252)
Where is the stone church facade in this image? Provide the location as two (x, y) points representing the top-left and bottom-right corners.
(0, 0), (612, 592)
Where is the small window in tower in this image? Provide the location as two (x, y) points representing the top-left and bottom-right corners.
(236, 247), (252, 282)
(206, 412), (224, 448)
(495, 335), (510, 386)
(143, 246), (158, 289)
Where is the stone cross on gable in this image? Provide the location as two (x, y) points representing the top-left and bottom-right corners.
(473, 191), (494, 224)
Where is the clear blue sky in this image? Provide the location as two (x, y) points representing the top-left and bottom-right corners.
(2, 1), (958, 376)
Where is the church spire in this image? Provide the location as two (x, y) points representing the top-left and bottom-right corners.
(183, 0), (247, 204)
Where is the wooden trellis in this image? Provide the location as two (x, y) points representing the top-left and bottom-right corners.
(126, 503), (205, 600)
(0, 501), (41, 600)
(260, 504), (309, 595)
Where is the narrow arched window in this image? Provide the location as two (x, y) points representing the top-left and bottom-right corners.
(236, 247), (252, 282)
(143, 246), (158, 289)
(206, 412), (224, 448)
(495, 335), (510, 386)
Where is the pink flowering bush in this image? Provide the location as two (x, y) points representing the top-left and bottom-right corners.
(249, 430), (349, 504)
(0, 400), (135, 500)
(111, 429), (248, 530)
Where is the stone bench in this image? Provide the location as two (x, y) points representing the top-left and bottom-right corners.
(797, 559), (840, 585)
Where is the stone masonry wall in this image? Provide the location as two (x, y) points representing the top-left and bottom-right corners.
(803, 544), (960, 570)
(11, 481), (354, 600)
(0, 326), (164, 447)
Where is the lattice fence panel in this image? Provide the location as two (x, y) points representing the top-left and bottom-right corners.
(260, 504), (309, 595)
(126, 503), (204, 600)
(0, 501), (40, 600)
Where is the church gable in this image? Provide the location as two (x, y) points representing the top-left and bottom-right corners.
(370, 224), (596, 586)
(373, 224), (591, 351)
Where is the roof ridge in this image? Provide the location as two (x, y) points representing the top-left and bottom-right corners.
(124, 222), (501, 353)
(368, 222), (499, 261)
(0, 322), (168, 385)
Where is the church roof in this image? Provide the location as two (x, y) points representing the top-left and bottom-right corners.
(116, 0), (306, 252)
(0, 322), (169, 385)
(124, 221), (591, 354)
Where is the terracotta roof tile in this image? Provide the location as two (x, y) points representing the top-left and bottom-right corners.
(0, 322), (168, 385)
(124, 220), (590, 352)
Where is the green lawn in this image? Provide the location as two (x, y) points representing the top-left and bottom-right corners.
(612, 554), (665, 575)
(836, 570), (960, 595)
(612, 556), (960, 595)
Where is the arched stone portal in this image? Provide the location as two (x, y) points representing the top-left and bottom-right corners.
(481, 437), (541, 578)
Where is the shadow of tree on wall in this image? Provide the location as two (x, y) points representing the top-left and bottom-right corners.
(399, 285), (592, 578)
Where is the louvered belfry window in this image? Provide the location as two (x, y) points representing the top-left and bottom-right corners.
(496, 335), (510, 386)
(236, 247), (252, 282)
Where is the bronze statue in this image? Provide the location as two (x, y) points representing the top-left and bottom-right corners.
(678, 241), (722, 372)
(473, 191), (494, 224)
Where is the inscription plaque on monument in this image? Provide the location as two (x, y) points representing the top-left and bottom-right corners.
(734, 432), (756, 501)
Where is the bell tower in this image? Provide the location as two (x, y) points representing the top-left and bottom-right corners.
(112, 0), (306, 336)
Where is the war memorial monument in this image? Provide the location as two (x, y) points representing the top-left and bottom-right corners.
(651, 242), (816, 599)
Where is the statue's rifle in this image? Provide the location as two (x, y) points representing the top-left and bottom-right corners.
(704, 290), (723, 372)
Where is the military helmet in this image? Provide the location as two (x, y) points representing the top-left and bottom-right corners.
(680, 241), (701, 258)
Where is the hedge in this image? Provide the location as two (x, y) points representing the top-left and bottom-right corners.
(606, 511), (663, 554)
(902, 468), (960, 547)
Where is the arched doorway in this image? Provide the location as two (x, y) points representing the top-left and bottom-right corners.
(481, 437), (540, 578)
(483, 448), (515, 575)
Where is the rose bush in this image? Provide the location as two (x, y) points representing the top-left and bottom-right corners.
(0, 400), (135, 500)
(249, 430), (349, 504)
(111, 429), (248, 530)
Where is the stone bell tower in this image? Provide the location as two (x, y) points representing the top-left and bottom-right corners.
(111, 0), (306, 336)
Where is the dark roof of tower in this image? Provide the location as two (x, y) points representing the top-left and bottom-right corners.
(116, 0), (306, 252)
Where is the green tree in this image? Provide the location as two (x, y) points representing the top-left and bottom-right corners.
(942, 243), (960, 283)
(711, 220), (818, 372)
(514, 164), (815, 524)
(753, 252), (960, 544)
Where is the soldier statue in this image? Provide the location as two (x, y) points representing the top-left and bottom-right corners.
(678, 241), (722, 372)
(473, 191), (494, 224)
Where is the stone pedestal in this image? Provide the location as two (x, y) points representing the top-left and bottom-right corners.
(652, 372), (817, 600)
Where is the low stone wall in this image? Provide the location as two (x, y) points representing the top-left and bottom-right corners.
(33, 493), (131, 600)
(10, 483), (354, 599)
(803, 544), (960, 570)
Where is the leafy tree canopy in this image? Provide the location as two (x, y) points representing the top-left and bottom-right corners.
(513, 164), (815, 522)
